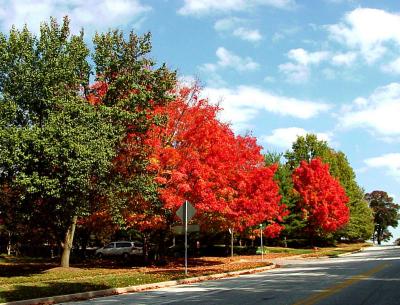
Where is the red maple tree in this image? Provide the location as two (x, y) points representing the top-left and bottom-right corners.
(85, 82), (287, 238)
(292, 158), (349, 234)
(147, 85), (287, 235)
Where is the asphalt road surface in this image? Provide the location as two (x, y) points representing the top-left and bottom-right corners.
(64, 246), (400, 305)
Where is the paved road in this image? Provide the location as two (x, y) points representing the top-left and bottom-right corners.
(65, 246), (400, 305)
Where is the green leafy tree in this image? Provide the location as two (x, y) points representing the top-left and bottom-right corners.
(283, 134), (374, 243)
(330, 152), (373, 241)
(81, 29), (177, 261)
(0, 18), (122, 267)
(284, 134), (332, 170)
(366, 191), (399, 245)
(89, 30), (176, 229)
(265, 152), (306, 246)
(0, 18), (177, 265)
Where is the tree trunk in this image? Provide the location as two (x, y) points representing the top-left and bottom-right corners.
(7, 231), (11, 255)
(377, 226), (382, 245)
(143, 233), (149, 263)
(60, 216), (78, 267)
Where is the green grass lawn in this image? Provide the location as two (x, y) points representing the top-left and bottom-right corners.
(0, 243), (369, 303)
(258, 247), (314, 255)
(0, 256), (270, 303)
(257, 242), (370, 256)
(0, 266), (179, 303)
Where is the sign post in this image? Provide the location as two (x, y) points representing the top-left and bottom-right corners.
(175, 200), (196, 276)
(260, 224), (264, 261)
(229, 228), (234, 258)
(184, 200), (188, 276)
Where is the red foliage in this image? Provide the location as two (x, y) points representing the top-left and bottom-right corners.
(87, 81), (108, 105)
(85, 81), (286, 237)
(292, 158), (349, 233)
(79, 211), (119, 241)
(148, 85), (286, 235)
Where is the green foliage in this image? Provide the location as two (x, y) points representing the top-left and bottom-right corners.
(284, 134), (331, 170)
(0, 17), (90, 126)
(264, 152), (306, 242)
(90, 29), (176, 227)
(270, 134), (374, 245)
(366, 191), (399, 245)
(0, 17), (178, 267)
(328, 152), (374, 241)
(0, 18), (122, 264)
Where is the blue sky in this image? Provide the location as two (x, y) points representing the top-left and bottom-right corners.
(2, 0), (400, 242)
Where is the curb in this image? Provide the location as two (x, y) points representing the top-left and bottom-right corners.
(336, 248), (363, 257)
(2, 264), (277, 305)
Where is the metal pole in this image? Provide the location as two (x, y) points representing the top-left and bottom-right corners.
(260, 225), (263, 261)
(231, 228), (234, 258)
(184, 200), (188, 276)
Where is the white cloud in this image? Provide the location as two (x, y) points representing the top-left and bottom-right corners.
(382, 57), (400, 75)
(327, 8), (400, 62)
(288, 48), (330, 65)
(178, 0), (295, 16)
(0, 0), (151, 35)
(233, 27), (262, 42)
(332, 52), (357, 66)
(202, 86), (331, 131)
(200, 47), (259, 72)
(261, 127), (331, 149)
(279, 48), (330, 83)
(177, 75), (197, 87)
(339, 83), (400, 138)
(280, 48), (359, 82)
(272, 26), (300, 43)
(279, 62), (310, 83)
(214, 17), (262, 42)
(214, 17), (239, 31)
(365, 153), (400, 181)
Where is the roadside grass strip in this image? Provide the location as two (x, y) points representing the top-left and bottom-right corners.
(0, 244), (367, 303)
(0, 260), (270, 303)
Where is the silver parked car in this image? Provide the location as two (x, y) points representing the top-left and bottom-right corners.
(95, 241), (143, 259)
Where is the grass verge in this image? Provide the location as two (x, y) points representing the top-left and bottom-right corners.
(0, 243), (369, 303)
(0, 256), (271, 303)
(301, 242), (370, 258)
(258, 242), (370, 257)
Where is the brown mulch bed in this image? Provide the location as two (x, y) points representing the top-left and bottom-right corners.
(0, 254), (294, 279)
(139, 254), (296, 277)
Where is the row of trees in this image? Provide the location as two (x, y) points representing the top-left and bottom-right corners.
(0, 18), (286, 266)
(265, 134), (375, 245)
(0, 18), (397, 267)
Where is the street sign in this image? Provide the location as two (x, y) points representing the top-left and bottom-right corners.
(176, 201), (196, 222)
(175, 200), (197, 276)
(172, 224), (200, 235)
